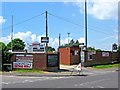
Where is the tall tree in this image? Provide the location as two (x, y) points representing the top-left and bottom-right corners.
(74, 40), (80, 46)
(0, 42), (13, 64)
(69, 39), (75, 46)
(0, 42), (7, 51)
(7, 38), (25, 51)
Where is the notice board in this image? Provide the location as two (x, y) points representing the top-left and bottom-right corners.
(47, 54), (59, 67)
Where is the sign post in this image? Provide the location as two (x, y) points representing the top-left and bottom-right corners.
(41, 37), (49, 43)
(112, 43), (117, 52)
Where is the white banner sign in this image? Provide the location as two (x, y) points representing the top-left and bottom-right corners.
(16, 54), (33, 62)
(75, 63), (82, 71)
(13, 62), (33, 69)
(102, 52), (109, 57)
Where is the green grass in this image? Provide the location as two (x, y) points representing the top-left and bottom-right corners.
(92, 63), (120, 69)
(13, 69), (44, 73)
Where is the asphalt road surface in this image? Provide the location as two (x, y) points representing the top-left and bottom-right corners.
(2, 71), (119, 88)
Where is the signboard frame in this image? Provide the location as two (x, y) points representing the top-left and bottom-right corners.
(13, 62), (33, 69)
(47, 54), (59, 67)
(41, 37), (49, 43)
(16, 54), (33, 63)
(102, 52), (109, 57)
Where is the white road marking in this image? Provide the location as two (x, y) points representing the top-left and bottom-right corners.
(2, 76), (72, 85)
(2, 82), (9, 85)
(74, 79), (110, 88)
(97, 85), (104, 88)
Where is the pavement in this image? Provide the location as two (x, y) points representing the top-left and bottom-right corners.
(0, 64), (119, 77)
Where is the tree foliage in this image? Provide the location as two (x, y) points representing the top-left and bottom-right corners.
(0, 42), (13, 63)
(0, 42), (7, 51)
(48, 46), (55, 52)
(87, 47), (95, 51)
(7, 38), (25, 51)
(64, 39), (80, 47)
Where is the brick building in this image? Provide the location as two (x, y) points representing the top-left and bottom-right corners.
(58, 46), (81, 65)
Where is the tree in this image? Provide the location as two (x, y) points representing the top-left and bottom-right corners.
(64, 39), (80, 47)
(7, 38), (25, 51)
(0, 42), (7, 67)
(0, 42), (13, 64)
(69, 39), (75, 46)
(87, 47), (95, 51)
(96, 49), (102, 52)
(48, 46), (55, 52)
(74, 40), (80, 46)
(0, 42), (7, 51)
(118, 45), (120, 52)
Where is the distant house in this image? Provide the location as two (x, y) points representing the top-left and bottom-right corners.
(28, 41), (45, 53)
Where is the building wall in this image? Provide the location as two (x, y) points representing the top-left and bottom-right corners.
(70, 47), (81, 65)
(33, 53), (47, 70)
(10, 53), (47, 70)
(84, 51), (119, 66)
(59, 46), (81, 65)
(10, 53), (59, 71)
(59, 47), (70, 65)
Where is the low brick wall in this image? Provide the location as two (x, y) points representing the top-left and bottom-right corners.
(33, 53), (47, 70)
(84, 51), (119, 67)
(10, 53), (59, 71)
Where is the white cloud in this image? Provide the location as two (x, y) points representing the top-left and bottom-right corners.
(0, 16), (6, 25)
(0, 31), (85, 50)
(73, 0), (118, 20)
(78, 37), (85, 43)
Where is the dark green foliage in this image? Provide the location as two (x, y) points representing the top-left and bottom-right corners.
(87, 47), (95, 51)
(7, 38), (25, 51)
(64, 39), (80, 47)
(0, 42), (13, 63)
(96, 49), (102, 52)
(48, 46), (55, 52)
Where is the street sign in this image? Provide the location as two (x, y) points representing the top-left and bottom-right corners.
(112, 43), (117, 50)
(41, 37), (49, 43)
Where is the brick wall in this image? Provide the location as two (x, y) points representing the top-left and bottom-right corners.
(33, 53), (47, 70)
(59, 47), (70, 65)
(10, 53), (47, 70)
(70, 47), (81, 65)
(59, 46), (81, 65)
(84, 51), (119, 66)
(10, 53), (59, 71)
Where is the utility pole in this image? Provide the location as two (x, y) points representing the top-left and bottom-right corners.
(11, 15), (13, 51)
(46, 11), (48, 54)
(68, 33), (70, 44)
(84, 0), (88, 62)
(59, 33), (61, 47)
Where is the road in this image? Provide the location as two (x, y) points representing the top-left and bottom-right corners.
(1, 70), (119, 89)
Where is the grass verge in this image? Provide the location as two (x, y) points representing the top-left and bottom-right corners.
(92, 63), (120, 69)
(13, 69), (44, 73)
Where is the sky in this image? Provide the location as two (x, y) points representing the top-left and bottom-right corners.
(0, 0), (118, 51)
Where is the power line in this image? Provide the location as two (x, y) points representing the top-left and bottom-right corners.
(48, 12), (113, 36)
(2, 12), (45, 30)
(48, 12), (84, 28)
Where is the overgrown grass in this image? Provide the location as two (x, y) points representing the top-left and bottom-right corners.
(92, 63), (120, 69)
(13, 69), (44, 73)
